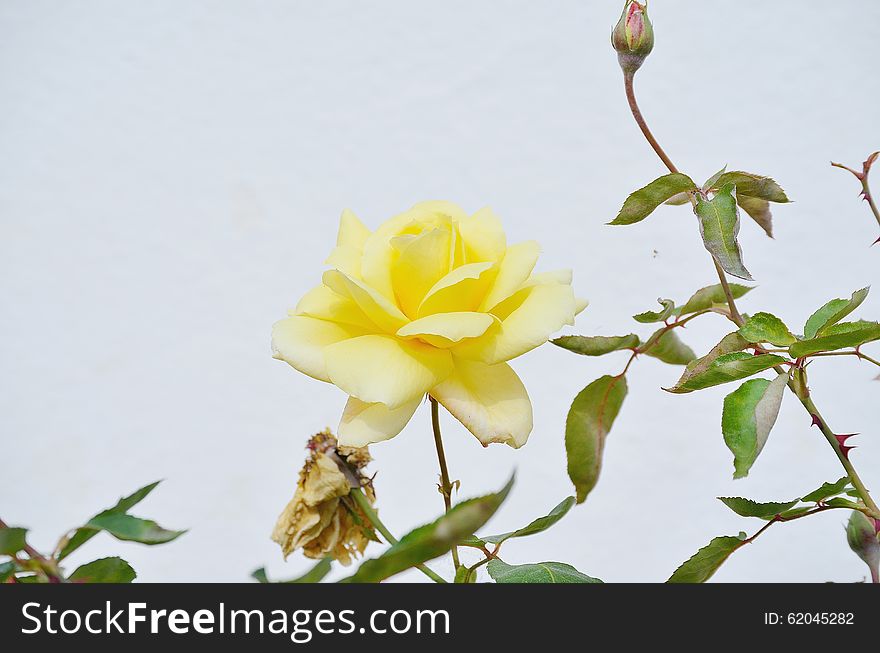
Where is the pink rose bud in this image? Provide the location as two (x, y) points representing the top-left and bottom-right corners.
(612, 1), (654, 75)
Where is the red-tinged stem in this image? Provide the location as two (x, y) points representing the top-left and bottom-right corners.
(623, 72), (678, 175)
(622, 72), (880, 520)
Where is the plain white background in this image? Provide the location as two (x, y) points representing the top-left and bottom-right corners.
(2, 1), (879, 583)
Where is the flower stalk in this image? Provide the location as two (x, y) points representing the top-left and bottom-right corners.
(430, 396), (461, 570)
(832, 152), (880, 236)
(620, 53), (880, 521)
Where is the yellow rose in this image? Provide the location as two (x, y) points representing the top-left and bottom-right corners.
(272, 201), (586, 448)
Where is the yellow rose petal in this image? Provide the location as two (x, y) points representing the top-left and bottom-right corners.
(360, 211), (418, 299)
(272, 316), (366, 382)
(324, 334), (453, 408)
(396, 311), (495, 348)
(391, 228), (452, 318)
(294, 284), (376, 331)
(455, 283), (577, 365)
(323, 269), (408, 333)
(337, 395), (422, 447)
(479, 240), (541, 311)
(417, 261), (495, 316)
(458, 206), (506, 262)
(324, 209), (371, 278)
(431, 358), (533, 448)
(337, 208), (371, 249)
(527, 269), (573, 286)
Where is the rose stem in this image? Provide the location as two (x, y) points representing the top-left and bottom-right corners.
(622, 71), (880, 519)
(429, 396), (461, 569)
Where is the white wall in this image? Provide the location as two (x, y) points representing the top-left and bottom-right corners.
(2, 0), (878, 583)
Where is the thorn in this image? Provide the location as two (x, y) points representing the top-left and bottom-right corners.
(810, 414), (822, 428)
(835, 434), (858, 459)
(835, 433), (858, 445)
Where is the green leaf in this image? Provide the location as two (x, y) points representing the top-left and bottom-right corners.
(789, 321), (880, 358)
(666, 352), (786, 394)
(695, 184), (753, 281)
(803, 288), (870, 339)
(253, 558), (333, 584)
(670, 332), (750, 391)
(801, 477), (850, 503)
(58, 481), (162, 561)
(15, 575), (41, 583)
(0, 561), (16, 582)
(702, 166), (728, 191)
(633, 298), (676, 323)
(667, 535), (747, 583)
(566, 375), (628, 503)
(487, 560), (603, 584)
(87, 513), (186, 545)
(552, 334), (639, 356)
(478, 496), (576, 545)
(0, 526), (28, 556)
(736, 195), (774, 238)
(664, 192), (690, 206)
(718, 497), (799, 519)
(643, 329), (697, 365)
(677, 283), (753, 316)
(68, 557), (136, 583)
(609, 173), (698, 225)
(722, 372), (788, 478)
(288, 558), (333, 583)
(711, 171), (790, 203)
(825, 497), (861, 509)
(344, 476), (514, 583)
(738, 312), (797, 346)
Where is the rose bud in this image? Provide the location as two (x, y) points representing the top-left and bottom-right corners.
(612, 0), (655, 75)
(845, 510), (879, 583)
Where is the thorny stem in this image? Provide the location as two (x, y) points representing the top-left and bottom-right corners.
(798, 395), (880, 519)
(429, 396), (461, 570)
(348, 488), (447, 584)
(622, 72), (880, 520)
(809, 349), (880, 369)
(864, 183), (880, 230)
(831, 157), (880, 230)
